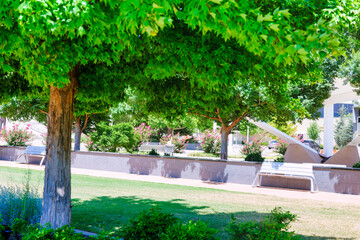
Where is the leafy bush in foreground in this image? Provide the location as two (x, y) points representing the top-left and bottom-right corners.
(353, 161), (360, 168)
(227, 207), (300, 240)
(160, 220), (218, 240)
(122, 207), (178, 240)
(0, 184), (41, 226)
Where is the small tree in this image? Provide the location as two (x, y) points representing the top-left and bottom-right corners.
(307, 122), (321, 141)
(334, 106), (353, 148)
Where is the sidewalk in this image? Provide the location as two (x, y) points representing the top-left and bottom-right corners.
(1, 160), (360, 205)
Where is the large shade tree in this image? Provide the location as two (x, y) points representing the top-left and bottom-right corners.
(0, 0), (346, 227)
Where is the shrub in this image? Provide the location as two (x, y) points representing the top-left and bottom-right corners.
(134, 123), (152, 151)
(242, 139), (264, 162)
(160, 133), (190, 153)
(334, 106), (353, 149)
(227, 207), (300, 240)
(2, 125), (32, 146)
(0, 176), (41, 226)
(22, 224), (85, 240)
(200, 129), (221, 154)
(244, 152), (264, 162)
(307, 122), (321, 141)
(274, 156), (285, 162)
(148, 149), (160, 156)
(87, 122), (140, 153)
(160, 220), (218, 240)
(353, 161), (360, 168)
(121, 207), (178, 240)
(274, 140), (288, 156)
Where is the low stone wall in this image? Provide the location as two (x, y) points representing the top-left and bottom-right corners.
(1, 146), (359, 195)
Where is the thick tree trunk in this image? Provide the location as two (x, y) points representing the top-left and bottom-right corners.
(167, 127), (174, 135)
(40, 69), (77, 228)
(220, 126), (231, 160)
(74, 118), (81, 151)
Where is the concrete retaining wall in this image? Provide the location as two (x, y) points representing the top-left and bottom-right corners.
(0, 146), (359, 195)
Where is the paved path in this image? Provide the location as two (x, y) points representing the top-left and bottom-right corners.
(1, 160), (360, 205)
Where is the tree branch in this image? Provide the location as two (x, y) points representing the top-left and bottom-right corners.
(80, 114), (90, 132)
(193, 112), (220, 122)
(39, 110), (48, 115)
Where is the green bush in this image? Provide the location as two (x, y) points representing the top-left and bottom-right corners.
(274, 156), (285, 162)
(148, 149), (160, 156)
(22, 224), (85, 240)
(353, 161), (360, 168)
(0, 183), (41, 226)
(121, 207), (178, 240)
(11, 218), (28, 239)
(87, 122), (140, 153)
(200, 129), (221, 154)
(242, 140), (264, 162)
(160, 220), (218, 240)
(244, 152), (264, 162)
(227, 207), (300, 240)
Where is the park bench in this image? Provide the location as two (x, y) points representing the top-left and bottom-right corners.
(16, 146), (46, 166)
(252, 161), (318, 192)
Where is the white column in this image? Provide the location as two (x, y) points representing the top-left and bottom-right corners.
(323, 103), (334, 157)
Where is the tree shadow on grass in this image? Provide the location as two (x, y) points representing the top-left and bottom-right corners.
(71, 196), (353, 240)
(71, 196), (265, 239)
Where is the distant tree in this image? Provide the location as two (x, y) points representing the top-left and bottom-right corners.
(307, 122), (321, 141)
(334, 106), (354, 148)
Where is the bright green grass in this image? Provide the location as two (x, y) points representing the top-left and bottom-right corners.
(1, 166), (360, 239)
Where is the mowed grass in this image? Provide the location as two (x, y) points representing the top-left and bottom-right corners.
(1, 166), (360, 239)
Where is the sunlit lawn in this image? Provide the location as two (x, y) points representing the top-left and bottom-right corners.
(0, 166), (359, 239)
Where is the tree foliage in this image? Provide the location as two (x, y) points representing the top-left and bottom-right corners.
(334, 106), (354, 148)
(307, 122), (321, 141)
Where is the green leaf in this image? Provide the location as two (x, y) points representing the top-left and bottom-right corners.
(279, 9), (291, 19)
(208, 0), (222, 4)
(153, 3), (163, 9)
(299, 55), (309, 64)
(156, 17), (166, 29)
(240, 14), (246, 21)
(269, 24), (280, 32)
(257, 13), (273, 22)
(260, 35), (268, 42)
(297, 48), (308, 55)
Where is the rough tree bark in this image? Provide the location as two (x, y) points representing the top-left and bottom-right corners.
(220, 125), (231, 160)
(40, 67), (77, 228)
(74, 115), (89, 151)
(219, 116), (245, 160)
(74, 118), (81, 151)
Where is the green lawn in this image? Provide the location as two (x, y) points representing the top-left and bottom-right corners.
(1, 166), (360, 239)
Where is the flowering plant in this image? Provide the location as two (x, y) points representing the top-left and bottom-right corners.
(199, 129), (221, 154)
(241, 139), (264, 162)
(2, 125), (32, 146)
(40, 132), (47, 145)
(160, 134), (172, 145)
(134, 123), (152, 143)
(160, 133), (191, 153)
(134, 123), (152, 151)
(274, 140), (288, 155)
